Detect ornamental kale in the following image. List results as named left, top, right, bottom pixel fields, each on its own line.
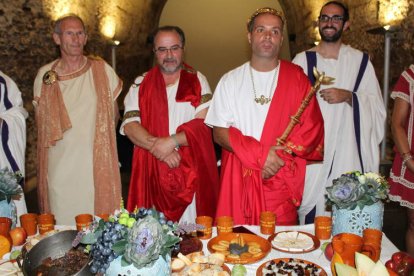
left=326, top=171, right=389, bottom=210
left=0, top=168, right=22, bottom=203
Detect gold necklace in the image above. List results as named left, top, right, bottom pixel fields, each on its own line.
left=249, top=63, right=279, bottom=105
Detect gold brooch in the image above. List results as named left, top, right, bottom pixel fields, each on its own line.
left=42, top=70, right=58, bottom=85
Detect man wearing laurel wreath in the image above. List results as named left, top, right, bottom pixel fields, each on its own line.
left=33, top=14, right=122, bottom=225
left=293, top=1, right=386, bottom=224
left=205, top=8, right=324, bottom=225
left=121, top=26, right=219, bottom=223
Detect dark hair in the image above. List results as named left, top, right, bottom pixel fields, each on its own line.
left=152, top=25, right=186, bottom=47
left=247, top=7, right=286, bottom=32
left=54, top=14, right=86, bottom=34
left=320, top=1, right=349, bottom=22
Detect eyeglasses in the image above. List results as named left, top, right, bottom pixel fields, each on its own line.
left=154, top=45, right=183, bottom=54
left=319, top=15, right=344, bottom=23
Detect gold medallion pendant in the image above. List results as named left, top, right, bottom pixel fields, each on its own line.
left=255, top=95, right=272, bottom=105
left=42, top=70, right=58, bottom=85
left=250, top=63, right=279, bottom=105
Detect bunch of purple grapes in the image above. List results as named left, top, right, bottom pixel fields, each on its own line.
left=89, top=221, right=126, bottom=274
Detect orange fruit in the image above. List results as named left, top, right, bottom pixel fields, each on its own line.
left=0, top=234, right=12, bottom=258
left=331, top=252, right=344, bottom=276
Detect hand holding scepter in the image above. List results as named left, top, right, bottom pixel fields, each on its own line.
left=277, top=67, right=335, bottom=148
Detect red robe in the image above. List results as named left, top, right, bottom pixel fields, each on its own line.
left=216, top=61, right=324, bottom=225
left=127, top=65, right=220, bottom=222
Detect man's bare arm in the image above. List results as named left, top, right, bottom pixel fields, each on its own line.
left=124, top=121, right=155, bottom=150
left=213, top=126, right=233, bottom=152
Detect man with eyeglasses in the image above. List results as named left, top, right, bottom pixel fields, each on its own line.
left=33, top=14, right=122, bottom=224
left=121, top=26, right=219, bottom=222
left=293, top=1, right=386, bottom=224
left=205, top=8, right=324, bottom=225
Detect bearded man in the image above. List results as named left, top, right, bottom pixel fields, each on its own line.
left=121, top=26, right=219, bottom=222
left=293, top=1, right=386, bottom=224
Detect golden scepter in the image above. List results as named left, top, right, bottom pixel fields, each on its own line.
left=277, top=67, right=335, bottom=148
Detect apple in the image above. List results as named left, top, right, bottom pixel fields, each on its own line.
left=392, top=251, right=408, bottom=267
left=322, top=242, right=334, bottom=261
left=402, top=254, right=414, bottom=269
left=385, top=259, right=397, bottom=271
left=8, top=227, right=27, bottom=246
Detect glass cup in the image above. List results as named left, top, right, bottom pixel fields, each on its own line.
left=216, top=216, right=233, bottom=235
left=196, top=216, right=213, bottom=239
left=75, top=214, right=93, bottom=231
left=314, top=216, right=332, bottom=240
left=37, top=213, right=55, bottom=234
left=260, top=211, right=276, bottom=235
left=20, top=213, right=38, bottom=236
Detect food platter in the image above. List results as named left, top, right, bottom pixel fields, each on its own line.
left=207, top=233, right=271, bottom=264
left=171, top=252, right=231, bottom=275
left=268, top=231, right=320, bottom=253
left=256, top=258, right=327, bottom=276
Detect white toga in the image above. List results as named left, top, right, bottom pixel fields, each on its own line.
left=0, top=71, right=28, bottom=223
left=293, top=44, right=386, bottom=223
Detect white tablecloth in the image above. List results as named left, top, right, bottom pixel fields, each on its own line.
left=201, top=224, right=399, bottom=276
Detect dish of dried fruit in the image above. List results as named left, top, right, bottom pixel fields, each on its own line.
left=207, top=233, right=271, bottom=264
left=256, top=258, right=327, bottom=276
left=268, top=231, right=320, bottom=253
left=171, top=252, right=230, bottom=276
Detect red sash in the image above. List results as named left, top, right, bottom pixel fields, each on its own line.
left=217, top=61, right=324, bottom=225
left=127, top=64, right=219, bottom=221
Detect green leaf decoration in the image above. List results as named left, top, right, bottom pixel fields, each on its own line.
left=121, top=255, right=131, bottom=267
left=80, top=232, right=98, bottom=244
left=112, top=240, right=127, bottom=255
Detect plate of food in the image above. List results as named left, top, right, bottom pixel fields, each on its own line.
left=172, top=235, right=203, bottom=257
left=207, top=232, right=271, bottom=264
left=256, top=258, right=327, bottom=276
left=268, top=231, right=320, bottom=253
left=171, top=251, right=231, bottom=275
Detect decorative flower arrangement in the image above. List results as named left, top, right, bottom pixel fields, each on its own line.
left=76, top=204, right=203, bottom=274
left=326, top=171, right=389, bottom=210
left=0, top=167, right=22, bottom=203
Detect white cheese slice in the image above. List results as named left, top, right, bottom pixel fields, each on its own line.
left=271, top=231, right=314, bottom=252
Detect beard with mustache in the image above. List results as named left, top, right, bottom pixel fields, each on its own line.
left=319, top=25, right=344, bottom=42
left=159, top=57, right=182, bottom=73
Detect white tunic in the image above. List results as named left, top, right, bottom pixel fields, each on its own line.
left=34, top=62, right=120, bottom=225
left=204, top=62, right=281, bottom=139
left=120, top=70, right=212, bottom=223
left=0, top=71, right=28, bottom=222
left=293, top=44, right=386, bottom=223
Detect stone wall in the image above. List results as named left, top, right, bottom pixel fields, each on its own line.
left=0, top=0, right=166, bottom=189
left=282, top=0, right=414, bottom=160
left=0, top=0, right=412, bottom=189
